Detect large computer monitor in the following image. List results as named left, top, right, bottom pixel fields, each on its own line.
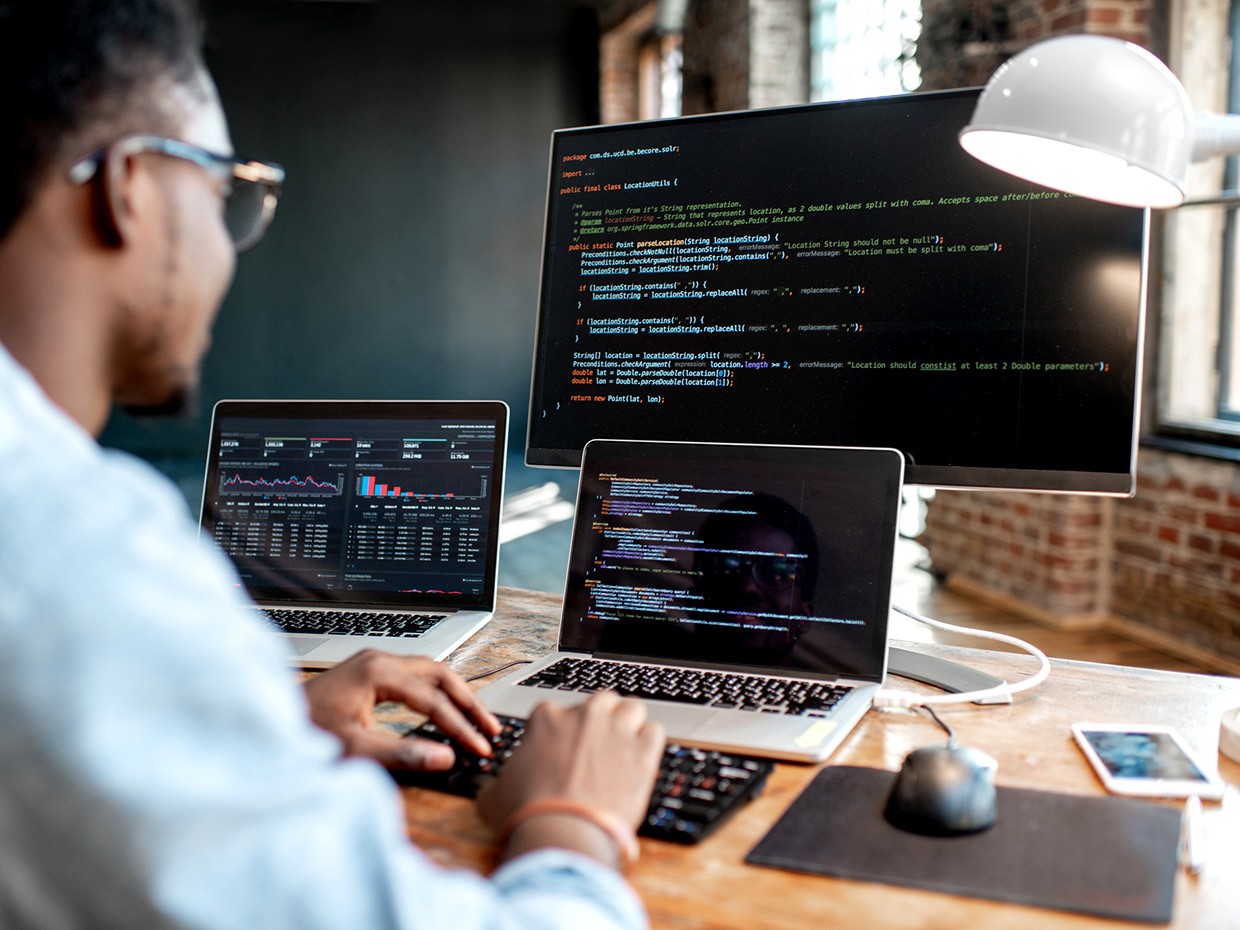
left=525, top=88, right=1148, bottom=494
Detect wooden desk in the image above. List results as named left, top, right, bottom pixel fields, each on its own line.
left=393, top=588, right=1240, bottom=930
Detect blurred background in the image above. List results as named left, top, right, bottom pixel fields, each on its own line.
left=100, top=2, right=1240, bottom=676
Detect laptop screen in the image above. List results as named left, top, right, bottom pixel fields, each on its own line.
left=200, top=400, right=507, bottom=609
left=561, top=440, right=903, bottom=680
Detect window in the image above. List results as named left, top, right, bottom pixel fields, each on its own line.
left=1153, top=0, right=1240, bottom=448
left=600, top=2, right=683, bottom=124
left=810, top=0, right=921, bottom=102
left=638, top=31, right=683, bottom=120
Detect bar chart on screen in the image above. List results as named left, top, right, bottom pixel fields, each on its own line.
left=356, top=474, right=457, bottom=499
left=354, top=469, right=488, bottom=501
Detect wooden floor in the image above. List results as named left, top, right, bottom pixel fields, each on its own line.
left=888, top=539, right=1213, bottom=675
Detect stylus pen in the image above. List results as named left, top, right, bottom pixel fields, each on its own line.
left=1182, top=795, right=1205, bottom=875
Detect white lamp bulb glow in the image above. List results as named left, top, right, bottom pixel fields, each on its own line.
left=959, top=35, right=1201, bottom=208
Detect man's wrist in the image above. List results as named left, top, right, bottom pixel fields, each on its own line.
left=499, top=798, right=640, bottom=871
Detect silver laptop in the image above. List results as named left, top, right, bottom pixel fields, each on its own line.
left=199, top=399, right=508, bottom=668
left=479, top=439, right=903, bottom=762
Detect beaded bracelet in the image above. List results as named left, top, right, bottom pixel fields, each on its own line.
left=498, top=798, right=640, bottom=870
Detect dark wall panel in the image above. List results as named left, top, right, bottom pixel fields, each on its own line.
left=101, top=0, right=597, bottom=478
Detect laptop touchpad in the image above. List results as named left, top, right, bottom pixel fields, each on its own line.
left=641, top=702, right=720, bottom=735
left=286, top=636, right=329, bottom=656
left=696, top=712, right=836, bottom=750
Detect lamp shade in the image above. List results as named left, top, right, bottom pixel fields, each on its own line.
left=959, top=35, right=1194, bottom=208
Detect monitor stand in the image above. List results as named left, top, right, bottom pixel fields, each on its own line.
left=887, top=645, right=1010, bottom=704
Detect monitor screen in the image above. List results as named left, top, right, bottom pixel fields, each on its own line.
left=525, top=88, right=1148, bottom=494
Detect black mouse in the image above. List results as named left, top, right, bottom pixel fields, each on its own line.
left=884, top=744, right=998, bottom=836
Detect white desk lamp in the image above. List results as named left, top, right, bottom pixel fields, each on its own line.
left=958, top=34, right=1240, bottom=208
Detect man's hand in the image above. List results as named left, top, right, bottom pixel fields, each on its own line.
left=477, top=692, right=664, bottom=867
left=302, top=649, right=500, bottom=772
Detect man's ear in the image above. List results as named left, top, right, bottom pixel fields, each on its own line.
left=92, top=145, right=143, bottom=248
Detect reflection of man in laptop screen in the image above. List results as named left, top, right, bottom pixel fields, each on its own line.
left=693, top=493, right=817, bottom=655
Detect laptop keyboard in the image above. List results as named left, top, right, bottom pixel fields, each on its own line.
left=518, top=657, right=851, bottom=717
left=394, top=714, right=774, bottom=844
left=261, top=608, right=444, bottom=637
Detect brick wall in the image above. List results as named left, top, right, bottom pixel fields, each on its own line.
left=1024, top=0, right=1151, bottom=43
left=683, top=0, right=751, bottom=113
left=602, top=0, right=809, bottom=120
left=924, top=449, right=1240, bottom=671
left=921, top=491, right=1111, bottom=624
left=1112, top=450, right=1240, bottom=666
left=595, top=2, right=654, bottom=124
left=747, top=0, right=808, bottom=109
left=918, top=0, right=1152, bottom=90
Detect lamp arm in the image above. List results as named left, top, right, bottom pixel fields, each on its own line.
left=1191, top=112, right=1240, bottom=162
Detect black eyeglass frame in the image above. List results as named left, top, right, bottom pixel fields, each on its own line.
left=67, top=134, right=285, bottom=252
left=709, top=553, right=805, bottom=591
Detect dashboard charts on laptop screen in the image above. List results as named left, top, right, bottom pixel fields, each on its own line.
left=561, top=442, right=903, bottom=680
left=526, top=88, right=1148, bottom=494
left=200, top=402, right=505, bottom=608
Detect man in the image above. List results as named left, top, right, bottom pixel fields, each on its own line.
left=693, top=494, right=818, bottom=656
left=0, top=2, right=663, bottom=928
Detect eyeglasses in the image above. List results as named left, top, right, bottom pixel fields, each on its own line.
left=68, top=134, right=285, bottom=252
left=710, top=554, right=803, bottom=590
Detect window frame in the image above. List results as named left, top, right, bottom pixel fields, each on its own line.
left=1216, top=0, right=1240, bottom=423
left=1145, top=0, right=1240, bottom=459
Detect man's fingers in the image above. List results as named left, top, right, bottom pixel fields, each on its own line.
left=610, top=694, right=651, bottom=731
left=343, top=729, right=457, bottom=772
left=430, top=665, right=500, bottom=731
left=366, top=656, right=501, bottom=754
left=420, top=692, right=495, bottom=757
left=306, top=650, right=500, bottom=764
left=395, top=736, right=457, bottom=772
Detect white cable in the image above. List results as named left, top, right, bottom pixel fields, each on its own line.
left=873, top=604, right=1051, bottom=709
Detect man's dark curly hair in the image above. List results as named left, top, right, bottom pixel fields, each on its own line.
left=0, top=0, right=205, bottom=240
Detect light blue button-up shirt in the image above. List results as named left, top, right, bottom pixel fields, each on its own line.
left=0, top=344, right=647, bottom=930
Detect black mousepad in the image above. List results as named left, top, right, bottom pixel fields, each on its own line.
left=746, top=765, right=1180, bottom=923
